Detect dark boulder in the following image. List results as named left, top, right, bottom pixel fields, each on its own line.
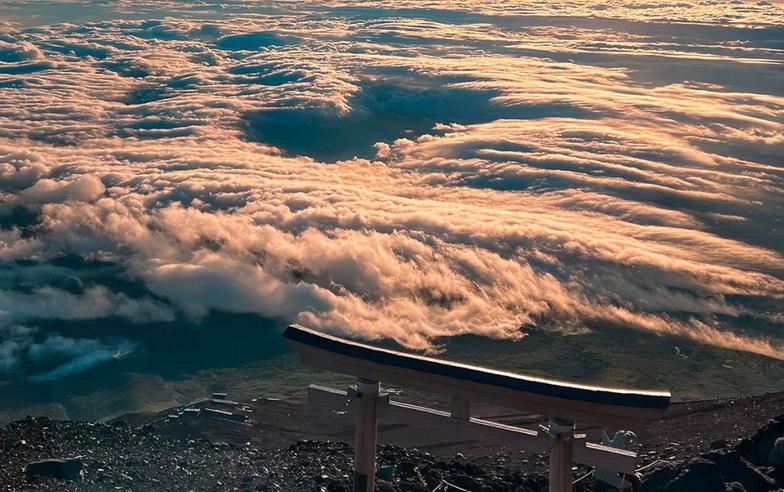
left=663, top=458, right=725, bottom=492
left=737, top=416, right=784, bottom=466
left=451, top=472, right=482, bottom=490
left=640, top=462, right=680, bottom=492
left=25, top=457, right=83, bottom=481
left=641, top=446, right=779, bottom=492
left=769, top=437, right=784, bottom=467
left=397, top=460, right=419, bottom=479
left=704, top=450, right=775, bottom=491
left=464, top=462, right=482, bottom=477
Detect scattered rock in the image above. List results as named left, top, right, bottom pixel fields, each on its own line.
left=639, top=417, right=784, bottom=492
left=737, top=416, right=784, bottom=466
left=4, top=410, right=784, bottom=492
left=704, top=450, right=775, bottom=491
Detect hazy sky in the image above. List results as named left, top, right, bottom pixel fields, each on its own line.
left=0, top=0, right=782, bottom=383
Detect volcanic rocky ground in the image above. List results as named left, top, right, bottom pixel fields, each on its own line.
left=1, top=391, right=784, bottom=491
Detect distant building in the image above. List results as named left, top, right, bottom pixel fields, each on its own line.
left=211, top=392, right=228, bottom=400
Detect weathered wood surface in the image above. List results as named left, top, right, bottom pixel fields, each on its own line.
left=548, top=419, right=576, bottom=492
left=353, top=379, right=379, bottom=492
left=308, top=385, right=638, bottom=474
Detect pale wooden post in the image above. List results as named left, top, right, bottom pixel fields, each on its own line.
left=354, top=378, right=380, bottom=492
left=548, top=418, right=575, bottom=492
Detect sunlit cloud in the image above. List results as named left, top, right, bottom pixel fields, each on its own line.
left=0, top=0, right=782, bottom=381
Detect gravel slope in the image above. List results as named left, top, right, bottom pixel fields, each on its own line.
left=2, top=392, right=784, bottom=491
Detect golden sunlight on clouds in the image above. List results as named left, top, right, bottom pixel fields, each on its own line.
left=0, top=0, right=782, bottom=384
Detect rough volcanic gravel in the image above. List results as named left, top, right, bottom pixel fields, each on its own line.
left=3, top=407, right=784, bottom=491
left=0, top=417, right=588, bottom=491
left=636, top=391, right=784, bottom=462
left=639, top=414, right=784, bottom=491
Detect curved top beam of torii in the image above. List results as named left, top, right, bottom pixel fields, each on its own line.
left=284, top=324, right=670, bottom=430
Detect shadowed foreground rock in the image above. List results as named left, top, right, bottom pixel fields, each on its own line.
left=1, top=414, right=783, bottom=491
left=641, top=415, right=784, bottom=492
left=0, top=417, right=576, bottom=491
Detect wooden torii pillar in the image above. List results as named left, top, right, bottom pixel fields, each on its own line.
left=284, top=325, right=670, bottom=492
left=353, top=378, right=380, bottom=492
left=548, top=418, right=576, bottom=492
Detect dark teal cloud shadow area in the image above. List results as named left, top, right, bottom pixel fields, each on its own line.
left=244, top=78, right=591, bottom=162
left=0, top=312, right=291, bottom=421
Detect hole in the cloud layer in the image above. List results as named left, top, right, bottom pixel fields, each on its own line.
left=114, top=118, right=201, bottom=139
left=228, top=63, right=305, bottom=86
left=124, top=85, right=172, bottom=105
left=244, top=79, right=588, bottom=162
left=167, top=74, right=204, bottom=89
left=0, top=79, right=24, bottom=89
left=0, top=205, right=40, bottom=232
left=215, top=32, right=294, bottom=51
left=40, top=42, right=112, bottom=60
left=0, top=62, right=53, bottom=75
left=100, top=59, right=152, bottom=78
left=238, top=71, right=304, bottom=86
left=0, top=46, right=34, bottom=63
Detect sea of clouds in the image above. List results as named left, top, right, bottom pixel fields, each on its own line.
left=0, top=0, right=782, bottom=382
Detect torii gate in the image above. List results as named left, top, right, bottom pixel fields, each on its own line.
left=284, top=324, right=670, bottom=492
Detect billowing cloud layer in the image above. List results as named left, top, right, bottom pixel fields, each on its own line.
left=0, top=0, right=782, bottom=381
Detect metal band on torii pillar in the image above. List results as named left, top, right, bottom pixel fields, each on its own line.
left=548, top=418, right=576, bottom=492
left=353, top=378, right=380, bottom=492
